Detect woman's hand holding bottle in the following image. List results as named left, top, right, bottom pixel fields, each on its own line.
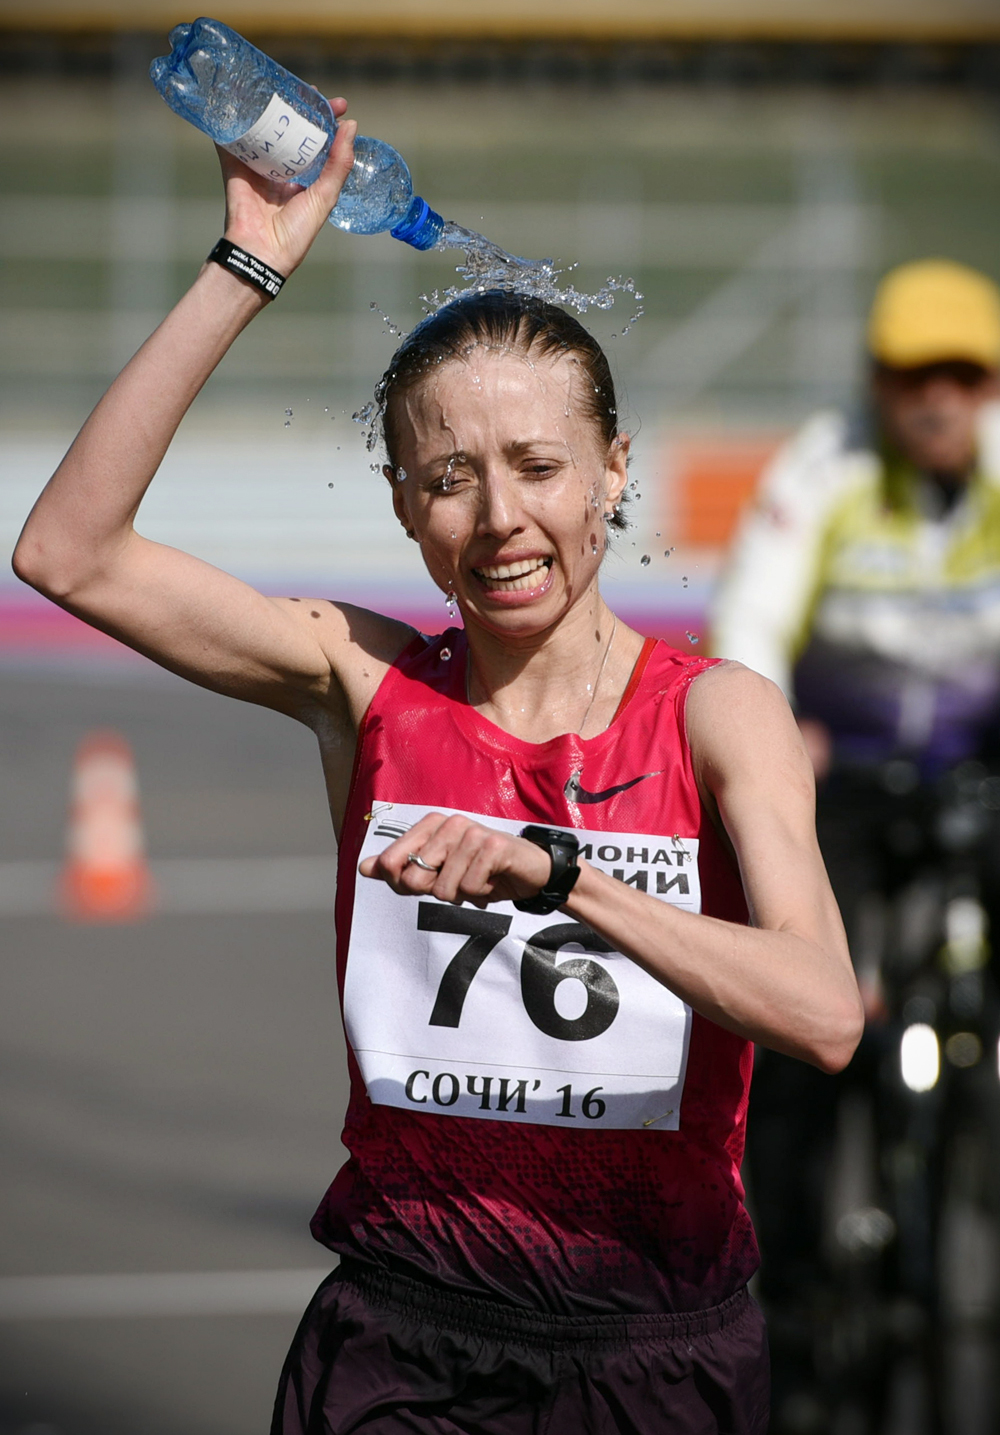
left=216, top=102, right=356, bottom=280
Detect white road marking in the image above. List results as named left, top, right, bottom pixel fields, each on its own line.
left=0, top=1268, right=333, bottom=1320
left=0, top=857, right=335, bottom=917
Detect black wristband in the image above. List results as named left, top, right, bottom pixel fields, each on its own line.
left=514, top=826, right=581, bottom=915
left=207, top=238, right=286, bottom=299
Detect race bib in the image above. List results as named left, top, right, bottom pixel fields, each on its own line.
left=343, top=803, right=698, bottom=1131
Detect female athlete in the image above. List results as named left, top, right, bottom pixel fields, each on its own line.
left=13, top=110, right=862, bottom=1435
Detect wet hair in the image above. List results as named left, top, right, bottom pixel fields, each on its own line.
left=376, top=290, right=629, bottom=530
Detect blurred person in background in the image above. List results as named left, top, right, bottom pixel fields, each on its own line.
left=711, top=259, right=1000, bottom=1431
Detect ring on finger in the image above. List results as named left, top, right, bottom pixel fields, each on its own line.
left=407, top=852, right=441, bottom=873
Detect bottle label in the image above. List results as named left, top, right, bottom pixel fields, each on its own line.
left=222, top=92, right=329, bottom=183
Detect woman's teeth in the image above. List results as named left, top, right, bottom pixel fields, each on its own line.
left=475, top=558, right=551, bottom=591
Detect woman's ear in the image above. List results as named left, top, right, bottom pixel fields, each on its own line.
left=387, top=465, right=413, bottom=537
left=604, top=433, right=630, bottom=516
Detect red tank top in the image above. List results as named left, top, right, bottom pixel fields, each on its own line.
left=311, top=629, right=758, bottom=1315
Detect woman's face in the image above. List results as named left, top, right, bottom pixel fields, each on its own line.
left=386, top=345, right=629, bottom=641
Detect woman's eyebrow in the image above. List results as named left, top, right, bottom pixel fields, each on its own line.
left=418, top=449, right=468, bottom=469
left=410, top=451, right=473, bottom=480
left=503, top=438, right=568, bottom=455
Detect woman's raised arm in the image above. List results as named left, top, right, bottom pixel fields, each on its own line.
left=12, top=111, right=410, bottom=723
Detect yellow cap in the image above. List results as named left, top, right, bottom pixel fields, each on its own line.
left=867, top=260, right=1000, bottom=371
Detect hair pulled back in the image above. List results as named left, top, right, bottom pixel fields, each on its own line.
left=376, top=290, right=628, bottom=531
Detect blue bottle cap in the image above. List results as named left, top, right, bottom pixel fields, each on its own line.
left=390, top=197, right=444, bottom=251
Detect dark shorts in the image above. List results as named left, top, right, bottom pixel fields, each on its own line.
left=272, top=1260, right=769, bottom=1435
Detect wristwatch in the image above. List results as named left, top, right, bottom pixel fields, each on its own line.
left=514, top=826, right=581, bottom=914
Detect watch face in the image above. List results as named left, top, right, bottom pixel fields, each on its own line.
left=522, top=825, right=579, bottom=854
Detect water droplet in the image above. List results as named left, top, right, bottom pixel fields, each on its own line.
left=440, top=647, right=452, bottom=661
left=323, top=406, right=329, bottom=413
left=285, top=408, right=293, bottom=417
left=444, top=589, right=458, bottom=619
left=686, top=631, right=699, bottom=644
left=591, top=544, right=599, bottom=556
left=351, top=401, right=379, bottom=451
left=664, top=547, right=674, bottom=557
left=640, top=554, right=651, bottom=567
left=682, top=576, right=689, bottom=588
left=327, top=482, right=334, bottom=488
left=368, top=300, right=402, bottom=337
left=397, top=467, right=407, bottom=481
left=283, top=420, right=291, bottom=428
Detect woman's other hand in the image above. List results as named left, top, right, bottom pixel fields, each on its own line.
left=360, top=813, right=553, bottom=908
left=216, top=100, right=357, bottom=276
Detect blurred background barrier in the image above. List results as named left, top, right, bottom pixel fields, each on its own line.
left=2, top=4, right=1000, bottom=1434
left=4, top=0, right=1000, bottom=39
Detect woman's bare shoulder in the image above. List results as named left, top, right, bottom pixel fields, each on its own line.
left=272, top=595, right=415, bottom=649
left=685, top=659, right=808, bottom=786
left=270, top=595, right=419, bottom=718
left=688, top=657, right=787, bottom=710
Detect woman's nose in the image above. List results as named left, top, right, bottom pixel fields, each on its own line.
left=475, top=474, right=523, bottom=537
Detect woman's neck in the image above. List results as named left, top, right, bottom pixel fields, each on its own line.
left=463, top=597, right=645, bottom=743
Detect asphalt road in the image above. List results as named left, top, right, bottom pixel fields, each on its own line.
left=0, top=665, right=348, bottom=1435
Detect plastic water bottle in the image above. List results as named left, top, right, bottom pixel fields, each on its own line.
left=150, top=17, right=444, bottom=250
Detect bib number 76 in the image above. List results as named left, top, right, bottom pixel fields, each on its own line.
left=418, top=902, right=620, bottom=1041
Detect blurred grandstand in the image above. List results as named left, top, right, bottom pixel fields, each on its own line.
left=2, top=0, right=999, bottom=656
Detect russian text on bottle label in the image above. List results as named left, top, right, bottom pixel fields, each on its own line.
left=343, top=802, right=698, bottom=1131
left=223, top=92, right=328, bottom=182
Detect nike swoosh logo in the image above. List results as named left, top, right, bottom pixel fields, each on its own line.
left=564, top=770, right=663, bottom=805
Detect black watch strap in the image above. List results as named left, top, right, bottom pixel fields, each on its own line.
left=207, top=238, right=286, bottom=299
left=514, top=825, right=581, bottom=915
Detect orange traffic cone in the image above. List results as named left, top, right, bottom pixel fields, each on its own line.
left=60, top=730, right=155, bottom=922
